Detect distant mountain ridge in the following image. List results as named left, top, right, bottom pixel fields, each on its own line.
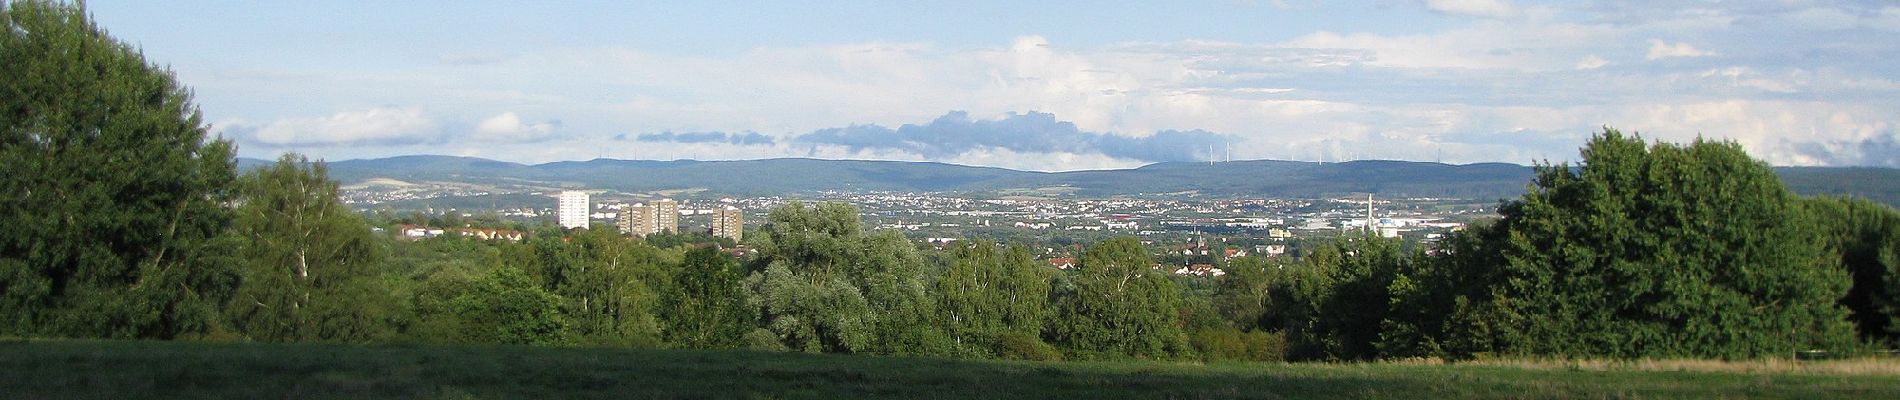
left=239, top=155, right=1900, bottom=205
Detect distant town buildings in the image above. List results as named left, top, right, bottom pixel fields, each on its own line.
left=558, top=190, right=590, bottom=229
left=654, top=199, right=679, bottom=234
left=619, top=204, right=655, bottom=235
left=618, top=198, right=680, bottom=236
left=711, top=205, right=744, bottom=241
left=346, top=184, right=1485, bottom=280
left=396, top=224, right=525, bottom=241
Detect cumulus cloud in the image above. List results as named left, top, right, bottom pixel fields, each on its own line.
left=791, top=111, right=1237, bottom=163
left=1788, top=136, right=1900, bottom=168
left=177, top=3, right=1900, bottom=169
left=233, top=106, right=438, bottom=146
left=473, top=112, right=561, bottom=142
left=600, top=110, right=1239, bottom=165
left=1423, top=0, right=1520, bottom=19
left=1646, top=39, right=1716, bottom=60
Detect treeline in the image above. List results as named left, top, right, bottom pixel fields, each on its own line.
left=6, top=0, right=1900, bottom=362
left=14, top=140, right=1900, bottom=362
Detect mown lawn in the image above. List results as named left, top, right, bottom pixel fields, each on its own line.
left=2, top=340, right=1896, bottom=399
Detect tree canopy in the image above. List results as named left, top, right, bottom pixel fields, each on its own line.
left=1, top=0, right=240, bottom=338
left=1806, top=196, right=1900, bottom=345
left=1422, top=129, right=1857, bottom=359
left=1051, top=237, right=1188, bottom=359
left=225, top=154, right=394, bottom=342
left=747, top=202, right=950, bottom=355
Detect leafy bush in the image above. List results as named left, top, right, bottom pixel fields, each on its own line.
left=1191, top=328, right=1286, bottom=362
left=995, top=332, right=1063, bottom=361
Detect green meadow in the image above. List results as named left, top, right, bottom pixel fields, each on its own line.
left=4, top=340, right=1896, bottom=399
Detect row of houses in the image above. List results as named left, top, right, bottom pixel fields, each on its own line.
left=392, top=225, right=526, bottom=241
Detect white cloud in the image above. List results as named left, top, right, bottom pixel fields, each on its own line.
left=243, top=106, right=437, bottom=146
left=189, top=5, right=1900, bottom=169
left=1696, top=66, right=1796, bottom=93
left=473, top=112, right=560, bottom=142
left=1423, top=0, right=1519, bottom=19
left=1646, top=39, right=1715, bottom=60
left=1575, top=55, right=1609, bottom=70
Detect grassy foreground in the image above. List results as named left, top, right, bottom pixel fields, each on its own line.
left=2, top=340, right=1897, bottom=399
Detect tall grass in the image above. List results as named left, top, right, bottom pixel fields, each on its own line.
left=1435, top=357, right=1900, bottom=376
left=3, top=339, right=1898, bottom=399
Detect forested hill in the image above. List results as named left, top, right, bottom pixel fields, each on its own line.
left=262, top=155, right=1900, bottom=203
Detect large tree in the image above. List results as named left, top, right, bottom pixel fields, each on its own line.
left=935, top=240, right=1053, bottom=357
left=1050, top=237, right=1188, bottom=359
left=452, top=266, right=569, bottom=345
left=224, top=155, right=394, bottom=342
left=747, top=202, right=949, bottom=355
left=1805, top=196, right=1900, bottom=345
left=519, top=228, right=665, bottom=347
left=659, top=246, right=754, bottom=349
left=1305, top=236, right=1413, bottom=361
left=1441, top=129, right=1856, bottom=359
left=1212, top=256, right=1278, bottom=333
left=0, top=1, right=240, bottom=338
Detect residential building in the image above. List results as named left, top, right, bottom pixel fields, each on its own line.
left=620, top=204, right=657, bottom=235
left=711, top=205, right=744, bottom=241
left=654, top=198, right=679, bottom=233
left=558, top=190, right=589, bottom=229
left=1047, top=257, right=1075, bottom=269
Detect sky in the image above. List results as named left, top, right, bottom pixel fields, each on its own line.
left=79, top=0, right=1900, bottom=171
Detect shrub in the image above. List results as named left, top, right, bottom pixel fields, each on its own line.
left=996, top=332, right=1063, bottom=361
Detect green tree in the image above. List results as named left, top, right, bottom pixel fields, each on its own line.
left=452, top=266, right=568, bottom=345
left=1312, top=236, right=1414, bottom=361
left=1243, top=236, right=1413, bottom=361
left=1438, top=129, right=1855, bottom=359
left=660, top=246, right=755, bottom=349
left=643, top=230, right=736, bottom=249
left=747, top=202, right=949, bottom=355
left=1199, top=255, right=1299, bottom=362
left=1212, top=256, right=1278, bottom=332
left=224, top=154, right=396, bottom=342
left=517, top=228, right=665, bottom=347
left=1376, top=220, right=1513, bottom=359
left=1, top=1, right=241, bottom=338
left=935, top=240, right=1053, bottom=357
left=1805, top=196, right=1900, bottom=345
left=1050, top=237, right=1187, bottom=359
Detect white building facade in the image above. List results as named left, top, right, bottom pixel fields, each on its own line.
left=558, top=190, right=590, bottom=229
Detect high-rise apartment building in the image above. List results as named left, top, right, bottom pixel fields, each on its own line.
left=711, top=205, right=743, bottom=241
left=618, top=204, right=656, bottom=235
left=654, top=199, right=679, bottom=233
left=558, top=191, right=590, bottom=229
left=617, top=198, right=679, bottom=236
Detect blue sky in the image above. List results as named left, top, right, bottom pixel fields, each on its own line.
left=84, top=0, right=1900, bottom=170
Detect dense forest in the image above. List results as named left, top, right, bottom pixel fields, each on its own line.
left=5, top=1, right=1900, bottom=362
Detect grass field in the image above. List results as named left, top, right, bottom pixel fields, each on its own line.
left=3, top=340, right=1898, bottom=399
